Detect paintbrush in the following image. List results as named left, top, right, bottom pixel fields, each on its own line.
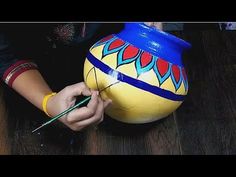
left=32, top=81, right=119, bottom=133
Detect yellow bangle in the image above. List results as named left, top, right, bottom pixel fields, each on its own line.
left=42, top=92, right=57, bottom=117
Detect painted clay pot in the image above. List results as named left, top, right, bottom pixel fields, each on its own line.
left=83, top=23, right=191, bottom=124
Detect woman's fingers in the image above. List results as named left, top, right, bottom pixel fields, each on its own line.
left=66, top=107, right=95, bottom=123
left=67, top=97, right=112, bottom=126
left=64, top=82, right=92, bottom=97
left=57, top=82, right=113, bottom=131
left=64, top=91, right=98, bottom=122
left=86, top=91, right=99, bottom=111
left=69, top=97, right=104, bottom=131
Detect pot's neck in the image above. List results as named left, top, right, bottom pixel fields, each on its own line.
left=116, top=23, right=191, bottom=67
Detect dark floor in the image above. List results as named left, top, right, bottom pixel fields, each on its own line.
left=1, top=28, right=236, bottom=155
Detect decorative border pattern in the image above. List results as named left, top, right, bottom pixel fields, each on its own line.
left=91, top=35, right=188, bottom=92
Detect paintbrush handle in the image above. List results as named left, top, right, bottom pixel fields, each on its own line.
left=46, top=96, right=91, bottom=124
left=32, top=96, right=91, bottom=133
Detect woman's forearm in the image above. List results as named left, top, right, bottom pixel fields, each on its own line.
left=11, top=69, right=53, bottom=111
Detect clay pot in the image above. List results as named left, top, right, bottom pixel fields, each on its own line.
left=84, top=23, right=191, bottom=123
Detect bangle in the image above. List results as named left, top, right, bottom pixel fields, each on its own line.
left=42, top=92, right=57, bottom=117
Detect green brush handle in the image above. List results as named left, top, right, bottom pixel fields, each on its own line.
left=45, top=96, right=91, bottom=125
left=32, top=96, right=91, bottom=132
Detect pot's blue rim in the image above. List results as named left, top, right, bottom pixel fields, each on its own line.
left=125, top=22, right=192, bottom=50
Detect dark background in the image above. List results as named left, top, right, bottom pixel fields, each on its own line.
left=1, top=23, right=236, bottom=154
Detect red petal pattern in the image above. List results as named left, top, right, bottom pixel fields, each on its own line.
left=156, top=58, right=169, bottom=77
left=140, top=52, right=152, bottom=68
left=109, top=39, right=125, bottom=50
left=172, top=65, right=180, bottom=82
left=122, top=45, right=140, bottom=61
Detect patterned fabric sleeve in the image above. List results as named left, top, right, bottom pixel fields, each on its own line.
left=0, top=33, right=38, bottom=87
left=50, top=23, right=101, bottom=45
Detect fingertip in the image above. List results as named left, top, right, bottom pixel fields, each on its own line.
left=84, top=89, right=92, bottom=96
left=81, top=86, right=92, bottom=96
left=89, top=91, right=99, bottom=105
left=104, top=99, right=112, bottom=108
left=90, top=90, right=99, bottom=95
left=107, top=99, right=112, bottom=104
left=92, top=91, right=98, bottom=97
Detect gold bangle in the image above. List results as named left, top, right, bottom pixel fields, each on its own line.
left=42, top=92, right=57, bottom=117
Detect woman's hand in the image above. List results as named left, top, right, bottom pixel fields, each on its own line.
left=47, top=82, right=112, bottom=131
left=10, top=69, right=111, bottom=131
